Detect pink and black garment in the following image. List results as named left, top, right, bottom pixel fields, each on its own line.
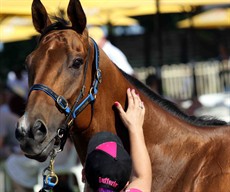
left=85, top=131, right=132, bottom=191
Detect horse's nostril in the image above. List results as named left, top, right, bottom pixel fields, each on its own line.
left=32, top=120, right=47, bottom=143
left=15, top=122, right=27, bottom=141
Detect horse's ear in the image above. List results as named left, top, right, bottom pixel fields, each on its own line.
left=31, top=0, right=52, bottom=33
left=67, top=0, right=86, bottom=34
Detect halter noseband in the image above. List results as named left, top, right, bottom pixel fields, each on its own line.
left=28, top=38, right=101, bottom=153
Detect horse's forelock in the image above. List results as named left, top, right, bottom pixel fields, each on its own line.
left=39, top=16, right=71, bottom=42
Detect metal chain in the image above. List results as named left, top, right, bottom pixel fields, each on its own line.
left=39, top=151, right=59, bottom=192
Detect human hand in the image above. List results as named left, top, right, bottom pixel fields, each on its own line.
left=114, top=88, right=145, bottom=133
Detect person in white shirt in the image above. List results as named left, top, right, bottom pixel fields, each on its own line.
left=88, top=26, right=134, bottom=76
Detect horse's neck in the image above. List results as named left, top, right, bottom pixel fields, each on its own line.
left=141, top=95, right=230, bottom=190
left=143, top=98, right=201, bottom=147
left=143, top=95, right=229, bottom=142
left=71, top=49, right=132, bottom=162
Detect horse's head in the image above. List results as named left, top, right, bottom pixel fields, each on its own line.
left=15, top=0, right=94, bottom=161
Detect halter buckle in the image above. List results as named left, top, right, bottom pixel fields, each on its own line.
left=56, top=95, right=68, bottom=112
left=96, top=69, right=102, bottom=83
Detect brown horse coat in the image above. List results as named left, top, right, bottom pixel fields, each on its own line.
left=15, top=0, right=230, bottom=191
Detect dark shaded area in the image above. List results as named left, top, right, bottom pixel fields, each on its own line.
left=0, top=37, right=37, bottom=83
left=9, top=94, right=26, bottom=116
left=113, top=12, right=230, bottom=67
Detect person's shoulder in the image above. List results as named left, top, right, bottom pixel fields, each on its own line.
left=103, top=41, right=122, bottom=53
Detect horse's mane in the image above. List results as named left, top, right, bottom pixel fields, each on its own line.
left=121, top=71, right=227, bottom=126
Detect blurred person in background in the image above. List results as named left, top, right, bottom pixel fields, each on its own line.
left=145, top=74, right=162, bottom=95
left=0, top=70, right=82, bottom=192
left=0, top=74, right=32, bottom=192
left=0, top=68, right=28, bottom=161
left=217, top=43, right=229, bottom=62
left=88, top=26, right=135, bottom=76
left=0, top=92, right=25, bottom=161
left=144, top=73, right=202, bottom=116
left=0, top=78, right=26, bottom=162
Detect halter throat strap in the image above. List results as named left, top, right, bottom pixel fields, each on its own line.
left=28, top=38, right=101, bottom=152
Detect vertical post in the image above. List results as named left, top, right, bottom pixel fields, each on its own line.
left=188, top=8, right=198, bottom=98
left=107, top=22, right=114, bottom=43
left=155, top=0, right=163, bottom=67
left=155, top=0, right=163, bottom=96
left=144, top=30, right=152, bottom=67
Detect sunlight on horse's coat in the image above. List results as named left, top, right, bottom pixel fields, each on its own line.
left=15, top=0, right=230, bottom=191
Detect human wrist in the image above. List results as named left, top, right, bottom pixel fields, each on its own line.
left=128, top=127, right=144, bottom=136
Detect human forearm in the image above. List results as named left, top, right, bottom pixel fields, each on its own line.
left=128, top=129, right=152, bottom=191
left=114, top=88, right=152, bottom=191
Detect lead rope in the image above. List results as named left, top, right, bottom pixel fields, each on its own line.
left=39, top=150, right=58, bottom=192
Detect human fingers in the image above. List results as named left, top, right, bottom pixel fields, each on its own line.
left=129, top=88, right=142, bottom=106
left=130, top=89, right=144, bottom=111
left=141, top=102, right=145, bottom=114
left=127, top=88, right=134, bottom=107
left=131, top=89, right=141, bottom=106
left=114, top=101, right=131, bottom=128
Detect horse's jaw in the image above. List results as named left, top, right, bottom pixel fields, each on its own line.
left=24, top=139, right=56, bottom=162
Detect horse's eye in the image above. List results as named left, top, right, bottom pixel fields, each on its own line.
left=72, top=58, right=83, bottom=69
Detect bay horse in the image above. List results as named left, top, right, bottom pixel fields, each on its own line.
left=16, top=0, right=230, bottom=191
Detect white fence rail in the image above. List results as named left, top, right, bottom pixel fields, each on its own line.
left=134, top=60, right=230, bottom=100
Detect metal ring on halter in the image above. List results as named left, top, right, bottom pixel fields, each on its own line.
left=57, top=128, right=65, bottom=138
left=45, top=173, right=59, bottom=186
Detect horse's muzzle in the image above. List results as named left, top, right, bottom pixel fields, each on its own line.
left=16, top=118, right=47, bottom=143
